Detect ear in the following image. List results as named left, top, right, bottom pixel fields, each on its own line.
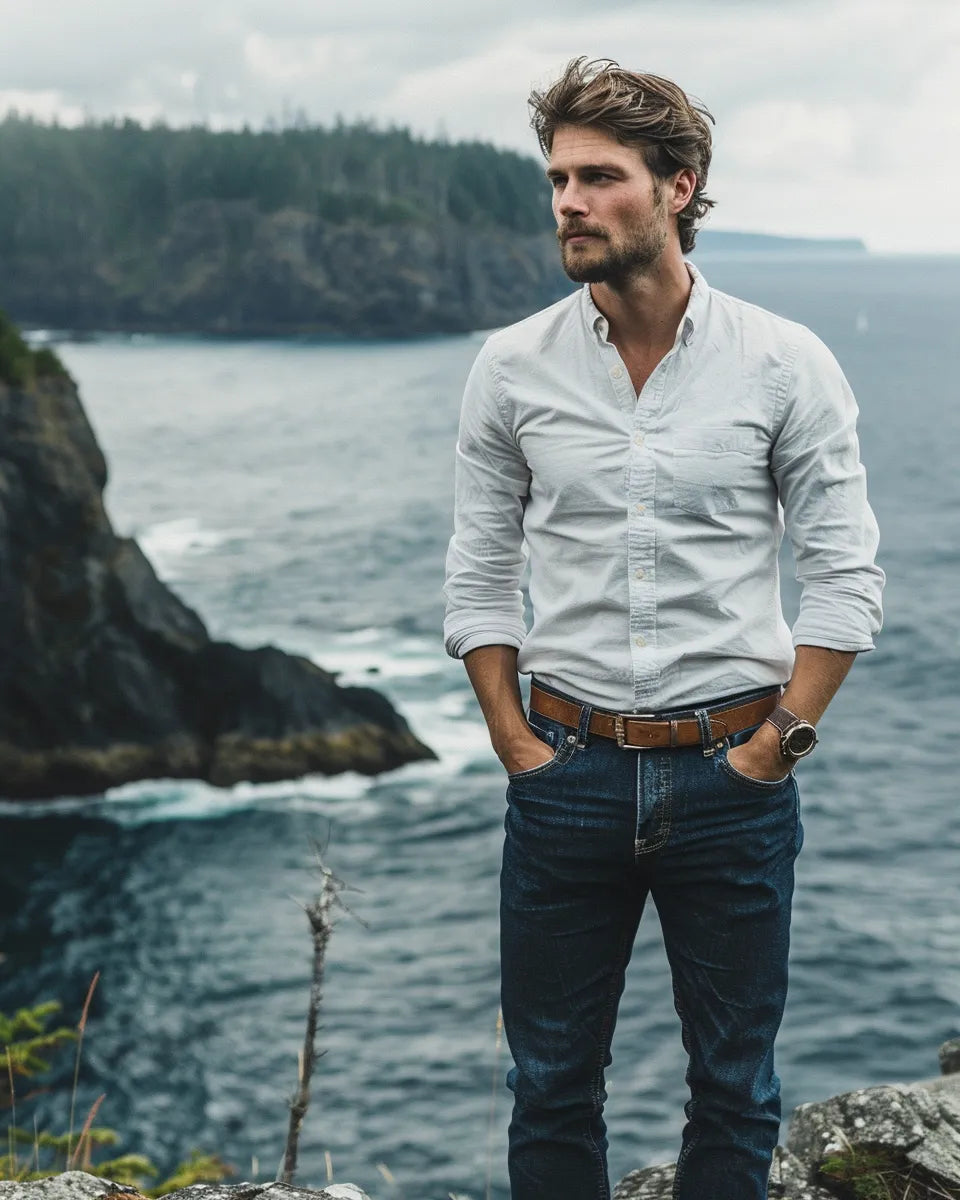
left=670, top=168, right=697, bottom=214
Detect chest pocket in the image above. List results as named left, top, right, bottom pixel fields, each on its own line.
left=667, top=427, right=756, bottom=516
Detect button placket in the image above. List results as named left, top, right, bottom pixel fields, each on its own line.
left=624, top=346, right=686, bottom=707
left=627, top=367, right=661, bottom=703
left=605, top=350, right=635, bottom=413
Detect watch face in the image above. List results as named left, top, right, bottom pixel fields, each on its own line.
left=785, top=723, right=817, bottom=757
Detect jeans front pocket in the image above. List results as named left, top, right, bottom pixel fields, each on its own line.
left=716, top=741, right=794, bottom=791
left=506, top=714, right=578, bottom=782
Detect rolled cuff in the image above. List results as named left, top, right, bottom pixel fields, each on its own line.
left=791, top=579, right=883, bottom=655
left=443, top=618, right=528, bottom=660
left=791, top=633, right=876, bottom=653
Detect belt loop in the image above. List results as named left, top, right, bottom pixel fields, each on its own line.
left=575, top=700, right=594, bottom=750
left=694, top=707, right=724, bottom=758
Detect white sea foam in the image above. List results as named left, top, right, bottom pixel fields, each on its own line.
left=312, top=628, right=447, bottom=685
left=138, top=516, right=236, bottom=579
left=1, top=769, right=385, bottom=826
left=313, top=629, right=496, bottom=779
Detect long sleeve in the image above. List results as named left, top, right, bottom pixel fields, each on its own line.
left=442, top=341, right=532, bottom=659
left=771, top=330, right=885, bottom=652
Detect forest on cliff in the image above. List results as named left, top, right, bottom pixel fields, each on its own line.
left=0, top=112, right=553, bottom=244
left=0, top=114, right=567, bottom=336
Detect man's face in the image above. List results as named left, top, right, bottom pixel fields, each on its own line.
left=547, top=123, right=671, bottom=285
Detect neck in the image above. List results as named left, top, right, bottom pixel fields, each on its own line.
left=589, top=245, right=692, bottom=353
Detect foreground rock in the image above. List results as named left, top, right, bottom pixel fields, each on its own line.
left=613, top=1037, right=960, bottom=1199
left=0, top=343, right=435, bottom=800
left=0, top=1171, right=370, bottom=1200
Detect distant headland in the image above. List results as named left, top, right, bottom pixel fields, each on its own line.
left=0, top=114, right=866, bottom=340
left=694, top=230, right=868, bottom=256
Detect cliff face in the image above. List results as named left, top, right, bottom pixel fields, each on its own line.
left=2, top=202, right=570, bottom=338
left=0, top=366, right=435, bottom=801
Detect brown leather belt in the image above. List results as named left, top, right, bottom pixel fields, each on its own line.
left=529, top=683, right=782, bottom=750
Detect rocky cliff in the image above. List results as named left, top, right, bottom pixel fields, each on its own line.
left=3, top=202, right=570, bottom=339
left=0, top=327, right=435, bottom=801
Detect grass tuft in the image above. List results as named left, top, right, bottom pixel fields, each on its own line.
left=819, top=1128, right=960, bottom=1199
left=1, top=977, right=233, bottom=1193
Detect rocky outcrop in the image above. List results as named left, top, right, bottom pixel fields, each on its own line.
left=0, top=360, right=435, bottom=800
left=4, top=1043, right=960, bottom=1198
left=613, top=1037, right=960, bottom=1199
left=0, top=1172, right=370, bottom=1200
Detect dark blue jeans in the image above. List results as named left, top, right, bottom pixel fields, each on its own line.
left=499, top=678, right=803, bottom=1200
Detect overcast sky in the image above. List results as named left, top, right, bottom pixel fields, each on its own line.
left=1, top=0, right=957, bottom=253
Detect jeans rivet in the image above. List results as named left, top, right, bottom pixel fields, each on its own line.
left=566, top=734, right=576, bottom=744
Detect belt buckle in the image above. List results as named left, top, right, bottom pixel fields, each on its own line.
left=614, top=712, right=657, bottom=750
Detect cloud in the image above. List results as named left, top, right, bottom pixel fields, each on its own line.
left=0, top=0, right=956, bottom=250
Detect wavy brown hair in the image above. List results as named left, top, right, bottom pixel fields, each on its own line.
left=528, top=57, right=716, bottom=253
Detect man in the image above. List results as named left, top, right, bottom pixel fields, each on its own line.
left=442, top=57, right=884, bottom=1200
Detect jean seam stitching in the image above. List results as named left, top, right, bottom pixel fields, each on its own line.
left=589, top=924, right=635, bottom=1200
left=672, top=975, right=701, bottom=1200
left=635, top=754, right=672, bottom=859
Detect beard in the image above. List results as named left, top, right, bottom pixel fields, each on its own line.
left=558, top=190, right=669, bottom=285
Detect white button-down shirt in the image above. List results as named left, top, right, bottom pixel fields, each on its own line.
left=442, top=262, right=885, bottom=711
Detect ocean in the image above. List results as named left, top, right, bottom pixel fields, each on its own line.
left=1, top=254, right=958, bottom=1199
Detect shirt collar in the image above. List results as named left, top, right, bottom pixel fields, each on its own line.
left=581, top=259, right=709, bottom=349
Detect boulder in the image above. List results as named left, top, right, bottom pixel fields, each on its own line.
left=787, top=1079, right=960, bottom=1189
left=613, top=1040, right=960, bottom=1198
left=612, top=1159, right=675, bottom=1198
left=611, top=1147, right=836, bottom=1199
left=941, top=1039, right=960, bottom=1077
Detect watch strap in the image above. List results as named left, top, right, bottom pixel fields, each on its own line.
left=765, top=704, right=802, bottom=736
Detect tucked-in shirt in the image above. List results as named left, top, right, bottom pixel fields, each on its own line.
left=442, top=261, right=885, bottom=711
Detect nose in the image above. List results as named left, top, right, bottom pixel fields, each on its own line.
left=555, top=181, right=588, bottom=219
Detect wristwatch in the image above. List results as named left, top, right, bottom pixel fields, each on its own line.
left=765, top=705, right=819, bottom=761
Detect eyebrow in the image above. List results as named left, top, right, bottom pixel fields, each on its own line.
left=545, top=162, right=626, bottom=181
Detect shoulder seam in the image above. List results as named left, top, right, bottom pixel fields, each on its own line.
left=774, top=338, right=802, bottom=431
left=484, top=342, right=513, bottom=436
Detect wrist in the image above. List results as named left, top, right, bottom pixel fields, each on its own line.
left=750, top=722, right=792, bottom=766
left=492, top=719, right=540, bottom=758
left=765, top=702, right=819, bottom=761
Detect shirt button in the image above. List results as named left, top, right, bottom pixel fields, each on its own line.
left=634, top=567, right=645, bottom=579
left=634, top=503, right=646, bottom=514
left=635, top=635, right=647, bottom=648
left=611, top=366, right=624, bottom=379
left=634, top=433, right=644, bottom=446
